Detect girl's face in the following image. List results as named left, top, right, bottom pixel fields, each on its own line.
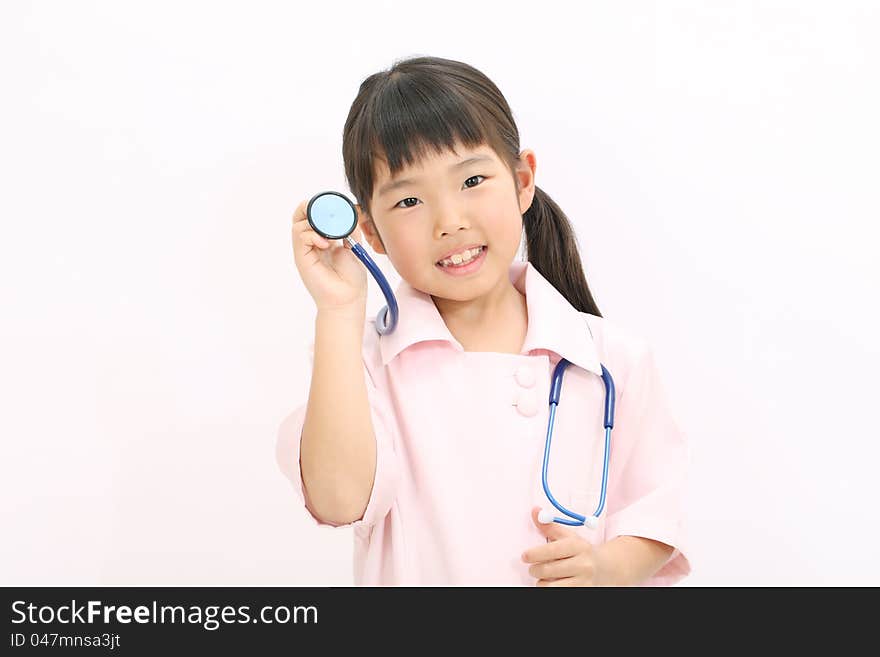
left=360, top=142, right=537, bottom=302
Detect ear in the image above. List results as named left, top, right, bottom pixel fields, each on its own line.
left=355, top=204, right=387, bottom=255
left=515, top=149, right=537, bottom=215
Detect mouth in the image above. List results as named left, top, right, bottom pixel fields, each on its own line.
left=435, top=245, right=488, bottom=275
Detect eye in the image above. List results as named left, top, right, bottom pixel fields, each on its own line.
left=463, top=175, right=485, bottom=188
left=392, top=175, right=487, bottom=210
left=394, top=196, right=420, bottom=210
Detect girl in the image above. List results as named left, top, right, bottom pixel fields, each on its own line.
left=278, top=55, right=691, bottom=586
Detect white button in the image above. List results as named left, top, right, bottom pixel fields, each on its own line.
left=515, top=391, right=539, bottom=417
left=514, top=365, right=536, bottom=388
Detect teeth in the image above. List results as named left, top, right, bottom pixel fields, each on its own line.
left=439, top=246, right=483, bottom=267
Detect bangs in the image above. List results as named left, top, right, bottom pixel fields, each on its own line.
left=346, top=70, right=508, bottom=212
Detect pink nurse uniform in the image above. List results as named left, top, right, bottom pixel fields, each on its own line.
left=276, top=260, right=692, bottom=586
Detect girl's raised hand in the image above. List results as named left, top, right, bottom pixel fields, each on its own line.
left=290, top=197, right=369, bottom=315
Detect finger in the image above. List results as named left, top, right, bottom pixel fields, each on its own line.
left=522, top=537, right=578, bottom=564
left=537, top=577, right=577, bottom=587
left=292, top=223, right=331, bottom=258
left=293, top=221, right=331, bottom=247
left=290, top=201, right=327, bottom=243
left=528, top=554, right=583, bottom=581
left=530, top=507, right=574, bottom=542
left=292, top=199, right=310, bottom=229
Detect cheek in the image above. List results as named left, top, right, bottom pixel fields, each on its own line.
left=481, top=207, right=523, bottom=249
left=387, top=232, right=426, bottom=259
left=381, top=231, right=431, bottom=277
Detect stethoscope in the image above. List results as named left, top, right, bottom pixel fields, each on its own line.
left=307, top=190, right=616, bottom=528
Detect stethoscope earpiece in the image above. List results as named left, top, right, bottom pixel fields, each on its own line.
left=538, top=509, right=599, bottom=529
left=537, top=509, right=555, bottom=524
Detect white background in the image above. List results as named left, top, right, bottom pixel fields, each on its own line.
left=2, top=1, right=878, bottom=586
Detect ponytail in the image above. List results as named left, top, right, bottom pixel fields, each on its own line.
left=522, top=186, right=603, bottom=317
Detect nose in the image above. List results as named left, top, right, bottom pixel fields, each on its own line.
left=432, top=202, right=471, bottom=238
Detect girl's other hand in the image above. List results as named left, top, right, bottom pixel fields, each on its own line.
left=521, top=507, right=621, bottom=587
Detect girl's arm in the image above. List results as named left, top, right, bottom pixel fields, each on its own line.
left=300, top=308, right=377, bottom=526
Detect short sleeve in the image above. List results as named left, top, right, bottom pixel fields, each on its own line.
left=603, top=340, right=692, bottom=586
left=275, top=336, right=399, bottom=531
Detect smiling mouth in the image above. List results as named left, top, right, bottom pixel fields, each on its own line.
left=436, top=245, right=487, bottom=267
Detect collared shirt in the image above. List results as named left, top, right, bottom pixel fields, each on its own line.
left=276, top=260, right=692, bottom=586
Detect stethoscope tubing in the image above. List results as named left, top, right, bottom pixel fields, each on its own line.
left=346, top=236, right=399, bottom=334
left=541, top=359, right=615, bottom=527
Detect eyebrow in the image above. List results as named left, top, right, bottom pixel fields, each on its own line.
left=376, top=155, right=495, bottom=198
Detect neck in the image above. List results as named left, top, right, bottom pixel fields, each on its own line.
left=431, top=277, right=528, bottom=353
